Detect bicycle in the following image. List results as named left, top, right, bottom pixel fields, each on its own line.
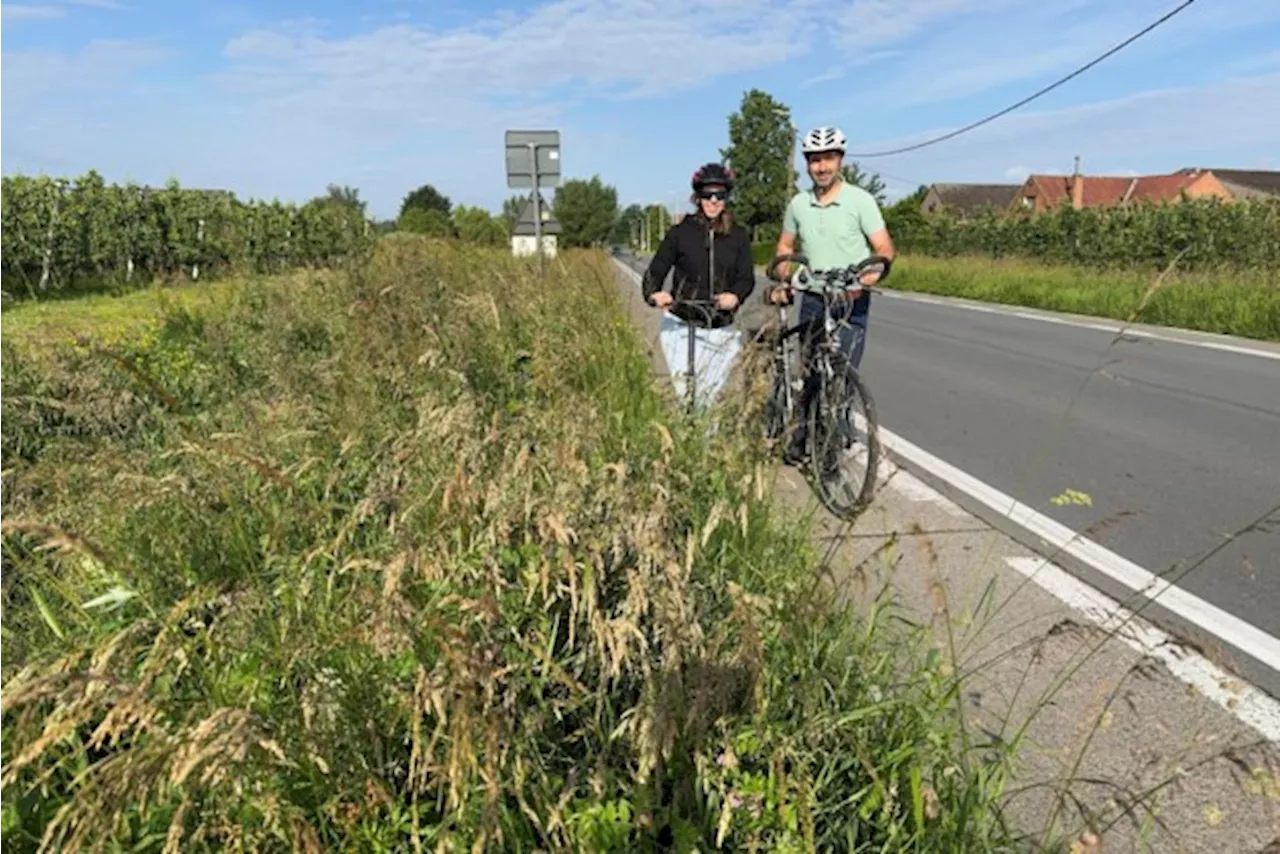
left=754, top=252, right=889, bottom=520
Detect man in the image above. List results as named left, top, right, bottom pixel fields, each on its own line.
left=766, top=125, right=896, bottom=464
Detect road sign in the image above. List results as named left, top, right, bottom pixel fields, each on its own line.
left=505, top=130, right=561, bottom=190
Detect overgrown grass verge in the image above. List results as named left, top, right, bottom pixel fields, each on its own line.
left=2, top=239, right=1016, bottom=851
left=884, top=255, right=1280, bottom=341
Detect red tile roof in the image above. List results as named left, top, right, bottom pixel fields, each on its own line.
left=1025, top=173, right=1204, bottom=208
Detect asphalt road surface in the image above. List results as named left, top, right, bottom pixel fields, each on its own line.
left=617, top=250, right=1280, bottom=685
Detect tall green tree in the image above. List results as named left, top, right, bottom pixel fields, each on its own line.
left=720, top=89, right=796, bottom=238
left=452, top=205, right=506, bottom=245
left=643, top=204, right=672, bottom=250
left=399, top=184, right=451, bottom=219
left=502, top=194, right=528, bottom=234
left=553, top=176, right=619, bottom=248
left=841, top=163, right=887, bottom=205
left=320, top=184, right=367, bottom=218
left=612, top=203, right=644, bottom=245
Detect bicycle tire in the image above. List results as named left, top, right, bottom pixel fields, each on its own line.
left=805, top=353, right=881, bottom=519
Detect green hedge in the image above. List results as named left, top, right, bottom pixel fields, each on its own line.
left=885, top=196, right=1280, bottom=271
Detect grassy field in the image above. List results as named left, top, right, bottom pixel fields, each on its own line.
left=0, top=277, right=276, bottom=352
left=885, top=255, right=1280, bottom=341
left=1, top=240, right=1020, bottom=851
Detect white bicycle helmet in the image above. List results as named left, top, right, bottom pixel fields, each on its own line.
left=800, top=126, right=847, bottom=155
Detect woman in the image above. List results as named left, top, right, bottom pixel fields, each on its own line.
left=641, top=162, right=755, bottom=410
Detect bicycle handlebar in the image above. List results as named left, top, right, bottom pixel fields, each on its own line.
left=764, top=253, right=893, bottom=298
left=651, top=297, right=731, bottom=324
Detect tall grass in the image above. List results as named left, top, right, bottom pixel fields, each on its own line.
left=887, top=255, right=1280, bottom=341
left=2, top=239, right=1017, bottom=851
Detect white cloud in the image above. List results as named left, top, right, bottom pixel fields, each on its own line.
left=1, top=0, right=124, bottom=18
left=215, top=0, right=811, bottom=113
left=840, top=0, right=1031, bottom=42
left=2, top=5, right=65, bottom=20
left=1, top=39, right=170, bottom=102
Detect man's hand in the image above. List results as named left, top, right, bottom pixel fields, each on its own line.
left=858, top=268, right=882, bottom=287
left=714, top=293, right=739, bottom=311
left=650, top=292, right=673, bottom=309
left=766, top=285, right=792, bottom=305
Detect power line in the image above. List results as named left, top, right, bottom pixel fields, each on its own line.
left=846, top=0, right=1199, bottom=158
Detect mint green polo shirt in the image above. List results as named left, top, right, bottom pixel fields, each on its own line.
left=782, top=180, right=886, bottom=275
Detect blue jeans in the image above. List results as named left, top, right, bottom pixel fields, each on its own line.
left=788, top=292, right=868, bottom=454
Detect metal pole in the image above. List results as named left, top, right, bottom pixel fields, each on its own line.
left=528, top=142, right=543, bottom=269
left=687, top=319, right=696, bottom=415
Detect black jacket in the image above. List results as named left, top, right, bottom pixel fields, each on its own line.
left=641, top=213, right=755, bottom=328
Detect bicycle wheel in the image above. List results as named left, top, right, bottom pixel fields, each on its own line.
left=806, top=352, right=880, bottom=519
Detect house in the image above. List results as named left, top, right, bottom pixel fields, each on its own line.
left=920, top=183, right=1020, bottom=217
left=1011, top=169, right=1231, bottom=214
left=510, top=192, right=560, bottom=258
left=1175, top=168, right=1280, bottom=199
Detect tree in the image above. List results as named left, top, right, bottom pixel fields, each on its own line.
left=399, top=184, right=451, bottom=220
left=502, top=194, right=528, bottom=234
left=321, top=184, right=367, bottom=217
left=553, top=176, right=619, bottom=249
left=611, top=203, right=644, bottom=245
left=841, top=163, right=887, bottom=205
left=398, top=207, right=454, bottom=237
left=643, top=204, right=672, bottom=250
left=720, top=89, right=796, bottom=239
left=452, top=205, right=506, bottom=245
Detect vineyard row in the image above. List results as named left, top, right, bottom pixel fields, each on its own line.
left=1, top=172, right=372, bottom=298
left=885, top=195, right=1280, bottom=271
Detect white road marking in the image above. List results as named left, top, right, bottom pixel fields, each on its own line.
left=874, top=422, right=1280, bottom=677
left=874, top=290, right=1280, bottom=362
left=1005, top=556, right=1280, bottom=743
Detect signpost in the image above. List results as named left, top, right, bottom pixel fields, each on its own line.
left=505, top=130, right=561, bottom=265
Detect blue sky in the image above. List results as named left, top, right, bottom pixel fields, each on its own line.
left=4, top=0, right=1279, bottom=220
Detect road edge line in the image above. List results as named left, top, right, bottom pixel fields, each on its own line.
left=1005, top=556, right=1280, bottom=743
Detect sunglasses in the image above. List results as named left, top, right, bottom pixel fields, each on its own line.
left=698, top=189, right=729, bottom=202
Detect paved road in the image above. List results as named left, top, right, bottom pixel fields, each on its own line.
left=617, top=251, right=1280, bottom=687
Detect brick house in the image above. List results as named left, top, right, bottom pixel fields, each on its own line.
left=1011, top=170, right=1232, bottom=214
left=920, top=183, right=1020, bottom=217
